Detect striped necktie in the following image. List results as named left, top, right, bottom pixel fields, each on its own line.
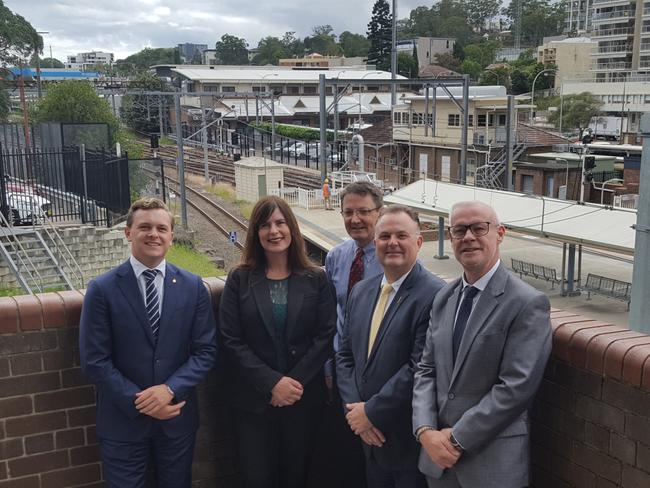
left=143, top=269, right=160, bottom=340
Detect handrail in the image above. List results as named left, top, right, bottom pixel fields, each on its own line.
left=0, top=211, right=46, bottom=293
left=38, top=215, right=84, bottom=289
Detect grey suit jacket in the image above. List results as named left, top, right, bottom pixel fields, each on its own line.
left=412, top=263, right=551, bottom=488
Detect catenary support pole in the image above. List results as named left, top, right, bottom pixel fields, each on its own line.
left=174, top=94, right=188, bottom=229
left=319, top=74, right=327, bottom=181
left=391, top=0, right=397, bottom=107
left=629, top=113, right=650, bottom=332
left=434, top=216, right=449, bottom=260
left=459, top=74, right=470, bottom=185
left=505, top=95, right=515, bottom=190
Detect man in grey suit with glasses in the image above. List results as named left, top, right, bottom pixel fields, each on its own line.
left=412, top=201, right=552, bottom=488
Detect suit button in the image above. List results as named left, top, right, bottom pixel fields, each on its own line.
left=290, top=350, right=297, bottom=356
left=448, top=393, right=455, bottom=400
left=155, top=359, right=160, bottom=364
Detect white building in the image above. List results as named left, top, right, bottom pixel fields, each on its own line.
left=66, top=51, right=114, bottom=70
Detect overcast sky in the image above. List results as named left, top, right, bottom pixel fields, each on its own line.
left=8, top=0, right=426, bottom=62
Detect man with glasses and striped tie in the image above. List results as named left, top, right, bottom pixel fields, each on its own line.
left=412, top=201, right=551, bottom=488
left=80, top=198, right=217, bottom=488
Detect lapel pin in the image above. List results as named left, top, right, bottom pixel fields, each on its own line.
left=172, top=278, right=177, bottom=283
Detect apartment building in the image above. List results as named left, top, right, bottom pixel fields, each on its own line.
left=178, top=43, right=208, bottom=64
left=566, top=0, right=593, bottom=34
left=537, top=37, right=596, bottom=84
left=590, top=0, right=650, bottom=81
left=396, top=37, right=455, bottom=72
left=65, top=51, right=114, bottom=70
left=278, top=53, right=366, bottom=69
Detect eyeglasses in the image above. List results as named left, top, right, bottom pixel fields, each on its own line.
left=449, top=222, right=492, bottom=239
left=341, top=207, right=380, bottom=219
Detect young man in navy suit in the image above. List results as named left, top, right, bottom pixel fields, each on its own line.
left=80, top=198, right=217, bottom=488
left=336, top=205, right=445, bottom=487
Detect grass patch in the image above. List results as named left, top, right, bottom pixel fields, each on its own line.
left=184, top=177, right=252, bottom=221
left=159, top=136, right=176, bottom=146
left=238, top=201, right=254, bottom=219
left=0, top=287, right=24, bottom=297
left=166, top=244, right=222, bottom=277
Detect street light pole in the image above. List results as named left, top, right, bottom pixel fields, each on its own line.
left=530, top=68, right=556, bottom=125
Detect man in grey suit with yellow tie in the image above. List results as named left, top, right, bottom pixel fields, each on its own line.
left=413, top=201, right=552, bottom=488
left=337, top=205, right=445, bottom=487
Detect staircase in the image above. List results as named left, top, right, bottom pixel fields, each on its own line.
left=0, top=213, right=84, bottom=294
left=476, top=141, right=528, bottom=190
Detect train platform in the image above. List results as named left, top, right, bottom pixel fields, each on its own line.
left=293, top=207, right=632, bottom=329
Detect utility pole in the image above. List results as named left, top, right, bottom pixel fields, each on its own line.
left=505, top=95, right=515, bottom=190
left=459, top=74, right=470, bottom=185
left=391, top=0, right=397, bottom=107
left=201, top=102, right=209, bottom=182
left=158, top=96, right=164, bottom=137
left=174, top=94, right=188, bottom=228
left=319, top=74, right=327, bottom=181
left=629, top=113, right=650, bottom=333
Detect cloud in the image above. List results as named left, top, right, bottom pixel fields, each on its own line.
left=6, top=0, right=426, bottom=61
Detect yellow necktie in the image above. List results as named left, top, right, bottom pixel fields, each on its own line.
left=368, top=283, right=394, bottom=357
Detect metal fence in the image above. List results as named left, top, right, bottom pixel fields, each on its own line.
left=0, top=145, right=130, bottom=227
left=0, top=123, right=112, bottom=152
left=129, top=158, right=167, bottom=203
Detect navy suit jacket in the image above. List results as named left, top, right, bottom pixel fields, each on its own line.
left=336, top=262, right=444, bottom=470
left=79, top=260, right=217, bottom=441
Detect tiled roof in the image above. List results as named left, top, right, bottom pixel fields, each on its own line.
left=518, top=122, right=571, bottom=146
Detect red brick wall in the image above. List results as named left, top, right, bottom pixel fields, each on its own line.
left=2, top=286, right=650, bottom=487
left=0, top=279, right=237, bottom=488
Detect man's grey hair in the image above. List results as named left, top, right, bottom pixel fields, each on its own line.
left=450, top=201, right=501, bottom=225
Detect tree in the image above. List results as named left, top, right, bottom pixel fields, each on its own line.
left=116, top=47, right=179, bottom=74
left=0, top=89, right=9, bottom=121
left=366, top=0, right=392, bottom=71
left=252, top=37, right=286, bottom=65
left=0, top=0, right=42, bottom=66
left=121, top=72, right=171, bottom=134
left=502, top=0, right=565, bottom=47
left=548, top=92, right=602, bottom=131
left=304, top=25, right=341, bottom=56
left=461, top=59, right=482, bottom=81
left=461, top=0, right=500, bottom=32
left=215, top=34, right=249, bottom=65
left=480, top=64, right=512, bottom=91
left=281, top=32, right=305, bottom=58
left=435, top=53, right=462, bottom=72
left=463, top=41, right=501, bottom=68
left=339, top=31, right=370, bottom=58
left=398, top=52, right=418, bottom=78
left=33, top=81, right=118, bottom=143
left=39, top=57, right=64, bottom=68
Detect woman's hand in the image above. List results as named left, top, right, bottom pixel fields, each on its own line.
left=270, top=376, right=303, bottom=407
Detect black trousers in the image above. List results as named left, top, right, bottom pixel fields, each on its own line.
left=308, top=378, right=367, bottom=488
left=235, top=400, right=321, bottom=488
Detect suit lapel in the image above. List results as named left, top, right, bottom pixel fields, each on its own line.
left=358, top=276, right=382, bottom=370
left=365, top=265, right=420, bottom=367
left=439, top=279, right=462, bottom=395
left=157, top=264, right=180, bottom=347
left=450, top=264, right=508, bottom=386
left=116, top=261, right=155, bottom=347
left=250, top=268, right=277, bottom=340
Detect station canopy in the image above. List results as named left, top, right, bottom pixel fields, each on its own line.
left=384, top=180, right=637, bottom=255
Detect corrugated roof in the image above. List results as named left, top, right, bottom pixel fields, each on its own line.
left=385, top=180, right=636, bottom=254
left=172, top=67, right=405, bottom=83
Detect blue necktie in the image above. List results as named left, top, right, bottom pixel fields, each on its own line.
left=143, top=269, right=160, bottom=340
left=452, top=286, right=479, bottom=363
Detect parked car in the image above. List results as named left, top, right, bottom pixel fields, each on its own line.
left=6, top=192, right=52, bottom=226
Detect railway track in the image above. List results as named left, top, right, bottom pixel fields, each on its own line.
left=143, top=167, right=248, bottom=250
left=138, top=141, right=322, bottom=189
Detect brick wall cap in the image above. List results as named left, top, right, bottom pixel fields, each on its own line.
left=586, top=330, right=647, bottom=375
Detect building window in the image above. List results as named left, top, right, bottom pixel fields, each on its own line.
left=448, top=114, right=461, bottom=127
left=303, top=86, right=317, bottom=94
left=468, top=115, right=474, bottom=127
left=252, top=86, right=265, bottom=93
left=222, top=86, right=235, bottom=92
left=498, top=114, right=506, bottom=126
left=288, top=85, right=300, bottom=95
left=413, top=113, right=424, bottom=125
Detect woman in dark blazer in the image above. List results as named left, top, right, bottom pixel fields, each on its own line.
left=219, top=195, right=336, bottom=488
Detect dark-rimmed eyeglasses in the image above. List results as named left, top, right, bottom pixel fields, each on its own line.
left=448, top=222, right=492, bottom=239
left=341, top=207, right=381, bottom=219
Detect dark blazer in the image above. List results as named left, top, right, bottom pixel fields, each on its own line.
left=336, top=262, right=445, bottom=470
left=219, top=266, right=336, bottom=414
left=413, top=263, right=552, bottom=487
left=79, top=261, right=217, bottom=441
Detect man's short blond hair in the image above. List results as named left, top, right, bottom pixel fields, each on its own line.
left=126, top=198, right=174, bottom=229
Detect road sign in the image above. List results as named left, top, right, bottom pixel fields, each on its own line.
left=229, top=231, right=237, bottom=243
